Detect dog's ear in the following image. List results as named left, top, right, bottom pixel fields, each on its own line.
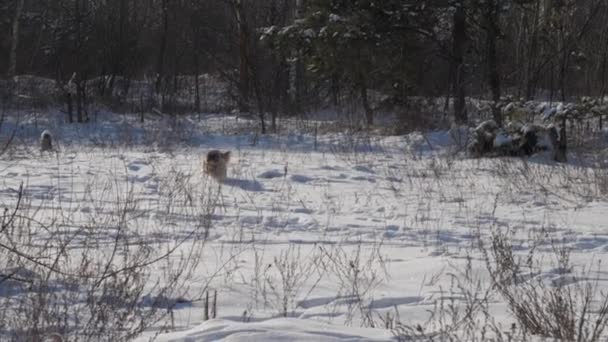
left=223, top=151, right=231, bottom=161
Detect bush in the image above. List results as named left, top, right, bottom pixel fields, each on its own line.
left=481, top=228, right=608, bottom=341
left=0, top=171, right=214, bottom=340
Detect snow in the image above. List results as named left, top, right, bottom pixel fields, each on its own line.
left=302, top=29, right=316, bottom=38
left=328, top=14, right=343, bottom=23
left=141, top=318, right=394, bottom=342
left=1, top=111, right=608, bottom=341
left=493, top=131, right=512, bottom=148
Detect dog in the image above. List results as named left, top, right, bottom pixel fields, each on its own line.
left=40, top=130, right=53, bottom=154
left=205, top=150, right=231, bottom=182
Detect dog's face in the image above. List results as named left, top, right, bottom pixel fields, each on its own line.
left=207, top=150, right=230, bottom=164
left=207, top=150, right=222, bottom=163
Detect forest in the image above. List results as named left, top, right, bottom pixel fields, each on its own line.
left=2, top=0, right=607, bottom=129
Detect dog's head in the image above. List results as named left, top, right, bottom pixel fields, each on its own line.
left=41, top=130, right=53, bottom=140
left=207, top=150, right=231, bottom=163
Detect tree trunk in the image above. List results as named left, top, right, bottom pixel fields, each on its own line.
left=76, top=79, right=84, bottom=123
left=331, top=73, right=340, bottom=107
left=294, top=56, right=305, bottom=113
left=66, top=92, right=74, bottom=124
left=290, top=0, right=306, bottom=113
left=600, top=49, right=608, bottom=105
left=193, top=54, right=201, bottom=113
left=8, top=0, right=25, bottom=78
left=549, top=61, right=555, bottom=103
left=280, top=59, right=291, bottom=117
left=235, top=0, right=250, bottom=113
left=74, top=0, right=87, bottom=123
left=359, top=77, right=373, bottom=127
left=156, top=0, right=169, bottom=95
left=140, top=94, right=145, bottom=123
left=452, top=2, right=467, bottom=124
left=486, top=0, right=502, bottom=126
left=525, top=0, right=541, bottom=100
left=559, top=48, right=569, bottom=102
left=270, top=57, right=279, bottom=133
left=598, top=10, right=608, bottom=108
left=554, top=118, right=568, bottom=163
left=444, top=61, right=454, bottom=114
left=252, top=77, right=266, bottom=134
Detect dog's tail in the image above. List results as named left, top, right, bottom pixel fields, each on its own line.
left=222, top=151, right=231, bottom=162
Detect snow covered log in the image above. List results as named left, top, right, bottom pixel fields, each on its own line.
left=468, top=120, right=563, bottom=160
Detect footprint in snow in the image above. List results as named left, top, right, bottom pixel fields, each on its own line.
left=290, top=174, right=314, bottom=183
left=257, top=169, right=283, bottom=179
left=128, top=175, right=152, bottom=183
left=353, top=165, right=375, bottom=173
left=351, top=176, right=376, bottom=183
left=383, top=225, right=400, bottom=238
left=320, top=165, right=343, bottom=171
left=291, top=208, right=313, bottom=214
left=224, top=178, right=265, bottom=191
left=128, top=164, right=141, bottom=171
left=127, top=159, right=148, bottom=171
left=369, top=296, right=424, bottom=309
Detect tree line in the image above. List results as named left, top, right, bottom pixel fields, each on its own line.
left=2, top=0, right=607, bottom=130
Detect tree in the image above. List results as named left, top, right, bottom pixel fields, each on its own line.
left=266, top=0, right=432, bottom=127
left=7, top=0, right=25, bottom=79
left=233, top=0, right=251, bottom=114
left=483, top=0, right=503, bottom=126
left=452, top=1, right=468, bottom=124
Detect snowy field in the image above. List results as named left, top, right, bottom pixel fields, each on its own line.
left=1, top=112, right=608, bottom=341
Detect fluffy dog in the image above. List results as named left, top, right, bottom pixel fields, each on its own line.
left=205, top=150, right=231, bottom=182
left=40, top=130, right=53, bottom=153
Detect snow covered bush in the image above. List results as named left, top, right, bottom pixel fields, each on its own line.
left=469, top=120, right=499, bottom=157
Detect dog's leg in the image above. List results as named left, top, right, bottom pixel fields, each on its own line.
left=207, top=182, right=226, bottom=215
left=216, top=184, right=227, bottom=214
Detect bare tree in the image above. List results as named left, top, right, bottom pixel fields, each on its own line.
left=484, top=0, right=503, bottom=126
left=452, top=1, right=468, bottom=124
left=7, top=0, right=25, bottom=79
left=234, top=0, right=250, bottom=114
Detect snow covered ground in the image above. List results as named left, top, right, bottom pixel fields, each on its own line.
left=1, top=111, right=608, bottom=341
left=146, top=318, right=394, bottom=341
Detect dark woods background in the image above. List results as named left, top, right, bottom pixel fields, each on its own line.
left=1, top=0, right=607, bottom=131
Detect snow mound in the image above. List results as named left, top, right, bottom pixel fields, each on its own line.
left=144, top=318, right=394, bottom=342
